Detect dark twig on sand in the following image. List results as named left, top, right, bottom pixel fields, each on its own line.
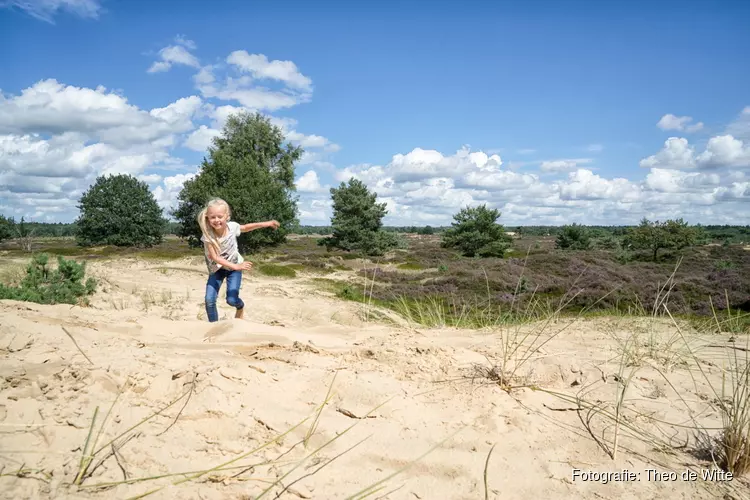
left=61, top=326, right=94, bottom=365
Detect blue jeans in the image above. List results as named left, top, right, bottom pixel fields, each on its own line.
left=205, top=268, right=245, bottom=322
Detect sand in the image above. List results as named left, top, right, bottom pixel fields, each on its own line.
left=1, top=257, right=748, bottom=499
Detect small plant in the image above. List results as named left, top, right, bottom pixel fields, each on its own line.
left=0, top=253, right=96, bottom=305
left=715, top=260, right=736, bottom=270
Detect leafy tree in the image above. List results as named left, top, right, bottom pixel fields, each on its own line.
left=0, top=214, right=13, bottom=243
left=173, top=112, right=301, bottom=253
left=555, top=223, right=591, bottom=250
left=0, top=253, right=96, bottom=305
left=75, top=174, right=166, bottom=247
left=319, top=178, right=398, bottom=256
left=624, top=217, right=699, bottom=261
left=441, top=205, right=512, bottom=257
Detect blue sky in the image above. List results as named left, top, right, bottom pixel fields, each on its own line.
left=1, top=0, right=749, bottom=226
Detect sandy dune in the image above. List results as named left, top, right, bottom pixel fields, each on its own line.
left=1, top=258, right=748, bottom=499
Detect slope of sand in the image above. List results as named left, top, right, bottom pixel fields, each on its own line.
left=1, top=257, right=748, bottom=499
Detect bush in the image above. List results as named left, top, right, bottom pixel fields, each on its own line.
left=555, top=223, right=591, bottom=250
left=0, top=254, right=97, bottom=305
left=319, top=178, right=398, bottom=256
left=624, top=217, right=699, bottom=261
left=441, top=205, right=512, bottom=257
left=76, top=174, right=166, bottom=248
left=173, top=112, right=301, bottom=254
left=0, top=214, right=13, bottom=243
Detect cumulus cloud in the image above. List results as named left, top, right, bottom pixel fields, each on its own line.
left=296, top=170, right=328, bottom=193
left=226, top=51, right=312, bottom=91
left=639, top=137, right=697, bottom=169
left=147, top=36, right=200, bottom=73
left=645, top=168, right=720, bottom=193
left=183, top=125, right=220, bottom=152
left=152, top=172, right=196, bottom=212
left=0, top=80, right=202, bottom=148
left=657, top=113, right=704, bottom=133
left=1, top=0, right=102, bottom=23
left=640, top=134, right=750, bottom=171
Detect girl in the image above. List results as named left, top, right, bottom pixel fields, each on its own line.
left=197, top=198, right=280, bottom=322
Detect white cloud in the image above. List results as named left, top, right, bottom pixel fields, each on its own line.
left=696, top=135, right=750, bottom=169
left=152, top=173, right=196, bottom=213
left=1, top=0, right=102, bottom=23
left=640, top=134, right=750, bottom=171
left=639, top=137, right=697, bottom=169
left=713, top=182, right=750, bottom=202
left=226, top=51, right=312, bottom=91
left=147, top=36, right=200, bottom=73
left=183, top=125, right=220, bottom=152
left=587, top=144, right=604, bottom=152
left=557, top=169, right=641, bottom=202
left=296, top=170, right=328, bottom=193
left=195, top=54, right=313, bottom=113
left=645, top=168, right=720, bottom=193
left=0, top=80, right=202, bottom=148
left=657, top=114, right=704, bottom=133
left=539, top=158, right=593, bottom=173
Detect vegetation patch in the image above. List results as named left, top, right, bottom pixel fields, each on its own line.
left=256, top=263, right=297, bottom=278
left=0, top=253, right=97, bottom=305
left=397, top=262, right=425, bottom=271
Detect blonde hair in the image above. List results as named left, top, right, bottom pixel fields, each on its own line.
left=197, top=198, right=231, bottom=255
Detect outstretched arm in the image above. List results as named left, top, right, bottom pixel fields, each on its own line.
left=240, top=220, right=280, bottom=233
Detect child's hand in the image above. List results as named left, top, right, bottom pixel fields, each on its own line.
left=266, top=220, right=280, bottom=230
left=237, top=262, right=253, bottom=272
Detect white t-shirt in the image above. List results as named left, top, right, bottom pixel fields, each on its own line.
left=201, top=221, right=244, bottom=274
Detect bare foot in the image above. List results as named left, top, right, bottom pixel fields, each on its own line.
left=235, top=308, right=244, bottom=319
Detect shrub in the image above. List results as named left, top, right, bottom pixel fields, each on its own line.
left=593, top=235, right=620, bottom=250
left=0, top=254, right=97, bottom=305
left=318, top=178, right=398, bottom=256
left=555, top=223, right=591, bottom=250
left=441, top=205, right=512, bottom=257
left=624, top=217, right=699, bottom=261
left=76, top=174, right=167, bottom=248
left=0, top=214, right=13, bottom=243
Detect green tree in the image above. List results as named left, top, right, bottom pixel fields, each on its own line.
left=173, top=112, right=301, bottom=253
left=441, top=204, right=512, bottom=257
left=624, top=217, right=698, bottom=261
left=555, top=223, right=591, bottom=250
left=0, top=214, right=14, bottom=243
left=319, top=178, right=398, bottom=256
left=75, top=174, right=167, bottom=247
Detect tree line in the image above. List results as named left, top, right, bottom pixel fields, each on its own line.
left=0, top=112, right=744, bottom=262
